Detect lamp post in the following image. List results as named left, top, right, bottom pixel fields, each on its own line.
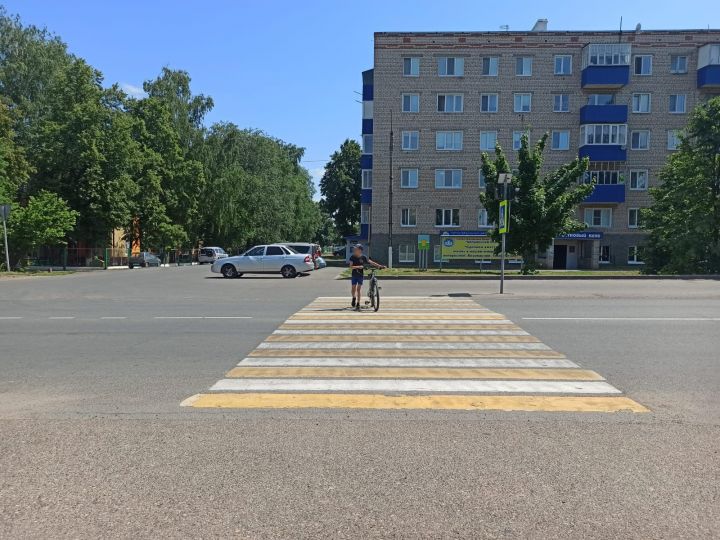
left=387, top=110, right=394, bottom=268
left=497, top=173, right=513, bottom=294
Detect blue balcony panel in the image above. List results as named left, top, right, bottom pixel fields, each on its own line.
left=697, top=65, right=720, bottom=88
left=360, top=154, right=373, bottom=169
left=362, top=84, right=374, bottom=101
left=579, top=145, right=627, bottom=162
left=360, top=189, right=372, bottom=204
left=584, top=184, right=625, bottom=204
left=581, top=65, right=630, bottom=88
left=362, top=119, right=373, bottom=135
left=360, top=223, right=370, bottom=240
left=579, top=104, right=628, bottom=124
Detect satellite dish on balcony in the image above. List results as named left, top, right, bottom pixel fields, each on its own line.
left=635, top=23, right=642, bottom=32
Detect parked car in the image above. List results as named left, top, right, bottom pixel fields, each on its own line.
left=198, top=247, right=228, bottom=264
left=278, top=242, right=320, bottom=268
left=316, top=256, right=327, bottom=269
left=332, top=245, right=346, bottom=257
left=211, top=244, right=315, bottom=279
left=128, top=252, right=161, bottom=268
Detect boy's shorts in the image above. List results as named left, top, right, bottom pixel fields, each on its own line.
left=351, top=275, right=364, bottom=286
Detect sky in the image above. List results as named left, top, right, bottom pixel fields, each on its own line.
left=3, top=0, right=717, bottom=197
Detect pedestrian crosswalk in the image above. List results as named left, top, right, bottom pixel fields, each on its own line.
left=182, top=296, right=648, bottom=413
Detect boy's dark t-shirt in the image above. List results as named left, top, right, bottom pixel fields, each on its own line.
left=349, top=254, right=369, bottom=278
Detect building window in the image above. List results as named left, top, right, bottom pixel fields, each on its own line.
left=632, top=93, right=651, bottom=113
left=554, top=55, right=572, bottom=75
left=436, top=131, right=463, bottom=151
left=587, top=94, right=615, bottom=105
left=435, top=169, right=462, bottom=189
left=482, top=56, right=499, bottom=76
left=435, top=208, right=460, bottom=227
left=403, top=57, right=420, bottom=77
left=631, top=130, right=650, bottom=150
left=478, top=171, right=486, bottom=189
left=401, top=93, right=420, bottom=113
left=634, top=55, right=653, bottom=75
left=401, top=208, right=417, bottom=227
left=480, top=131, right=497, bottom=151
left=362, top=134, right=373, bottom=154
left=438, top=57, right=464, bottom=77
left=516, top=57, right=533, bottom=76
left=629, top=170, right=648, bottom=191
left=669, top=94, right=686, bottom=113
left=628, top=245, right=644, bottom=264
left=584, top=43, right=631, bottom=66
left=480, top=93, right=498, bottom=113
left=400, top=168, right=419, bottom=188
left=583, top=168, right=622, bottom=185
left=360, top=205, right=370, bottom=225
left=670, top=55, right=688, bottom=74
left=514, top=93, right=532, bottom=113
left=401, top=130, right=419, bottom=150
left=551, top=130, right=570, bottom=150
left=599, top=245, right=611, bottom=264
left=478, top=207, right=489, bottom=227
left=580, top=124, right=628, bottom=146
left=553, top=94, right=569, bottom=112
left=399, top=243, right=416, bottom=263
left=667, top=130, right=681, bottom=150
left=584, top=208, right=612, bottom=228
left=437, top=94, right=463, bottom=113
left=362, top=101, right=373, bottom=119
left=512, top=131, right=524, bottom=151
left=361, top=170, right=373, bottom=189
left=628, top=208, right=641, bottom=229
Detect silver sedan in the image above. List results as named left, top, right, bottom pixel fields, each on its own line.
left=211, top=244, right=315, bottom=279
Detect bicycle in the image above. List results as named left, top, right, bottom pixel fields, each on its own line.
left=364, top=267, right=381, bottom=312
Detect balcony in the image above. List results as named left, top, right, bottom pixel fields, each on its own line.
left=361, top=189, right=372, bottom=204
left=581, top=65, right=630, bottom=88
left=580, top=104, right=628, bottom=124
left=584, top=184, right=625, bottom=204
left=360, top=223, right=370, bottom=240
left=579, top=145, right=627, bottom=162
left=362, top=119, right=373, bottom=135
left=697, top=44, right=720, bottom=89
left=360, top=155, right=372, bottom=169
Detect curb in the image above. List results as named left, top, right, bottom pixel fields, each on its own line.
left=338, top=274, right=720, bottom=281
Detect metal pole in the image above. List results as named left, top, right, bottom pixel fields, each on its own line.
left=500, top=180, right=507, bottom=294
left=1, top=215, right=9, bottom=271
left=387, top=110, right=394, bottom=269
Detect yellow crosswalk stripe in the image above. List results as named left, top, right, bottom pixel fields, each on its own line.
left=265, top=334, right=540, bottom=343
left=183, top=393, right=649, bottom=413
left=280, top=324, right=523, bottom=330
left=225, top=367, right=605, bottom=380
left=248, top=348, right=567, bottom=358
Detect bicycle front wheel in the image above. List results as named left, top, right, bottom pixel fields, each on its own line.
left=373, top=282, right=380, bottom=312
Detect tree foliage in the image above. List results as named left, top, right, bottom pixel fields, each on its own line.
left=0, top=8, right=321, bottom=259
left=479, top=133, right=592, bottom=273
left=642, top=97, right=720, bottom=274
left=319, top=139, right=361, bottom=238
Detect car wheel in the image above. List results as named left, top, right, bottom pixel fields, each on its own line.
left=281, top=265, right=297, bottom=278
left=221, top=264, right=238, bottom=279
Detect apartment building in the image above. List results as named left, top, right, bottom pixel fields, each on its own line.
left=358, top=20, right=720, bottom=269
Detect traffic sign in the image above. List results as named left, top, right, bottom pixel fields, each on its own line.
left=498, top=200, right=509, bottom=234
left=0, top=204, right=10, bottom=221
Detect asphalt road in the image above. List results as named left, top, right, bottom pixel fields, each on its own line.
left=1, top=266, right=719, bottom=538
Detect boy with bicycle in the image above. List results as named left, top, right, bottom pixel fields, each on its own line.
left=348, top=244, right=385, bottom=311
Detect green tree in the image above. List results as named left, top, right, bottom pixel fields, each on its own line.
left=5, top=191, right=78, bottom=267
left=479, top=133, right=592, bottom=274
left=319, top=139, right=361, bottom=238
left=0, top=102, right=32, bottom=203
left=642, top=97, right=720, bottom=274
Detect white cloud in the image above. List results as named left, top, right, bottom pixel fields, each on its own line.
left=309, top=167, right=325, bottom=201
left=120, top=83, right=146, bottom=99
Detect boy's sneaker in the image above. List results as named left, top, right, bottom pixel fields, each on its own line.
left=355, top=304, right=361, bottom=311
left=351, top=298, right=356, bottom=307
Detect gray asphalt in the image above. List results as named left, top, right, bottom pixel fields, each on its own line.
left=1, top=266, right=719, bottom=538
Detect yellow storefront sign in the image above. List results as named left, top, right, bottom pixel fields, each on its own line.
left=441, top=236, right=500, bottom=260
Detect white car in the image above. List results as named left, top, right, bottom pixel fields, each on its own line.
left=211, top=244, right=315, bottom=279
left=198, top=247, right=228, bottom=264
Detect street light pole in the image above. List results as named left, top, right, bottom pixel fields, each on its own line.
left=0, top=204, right=10, bottom=272
left=387, top=110, right=394, bottom=268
